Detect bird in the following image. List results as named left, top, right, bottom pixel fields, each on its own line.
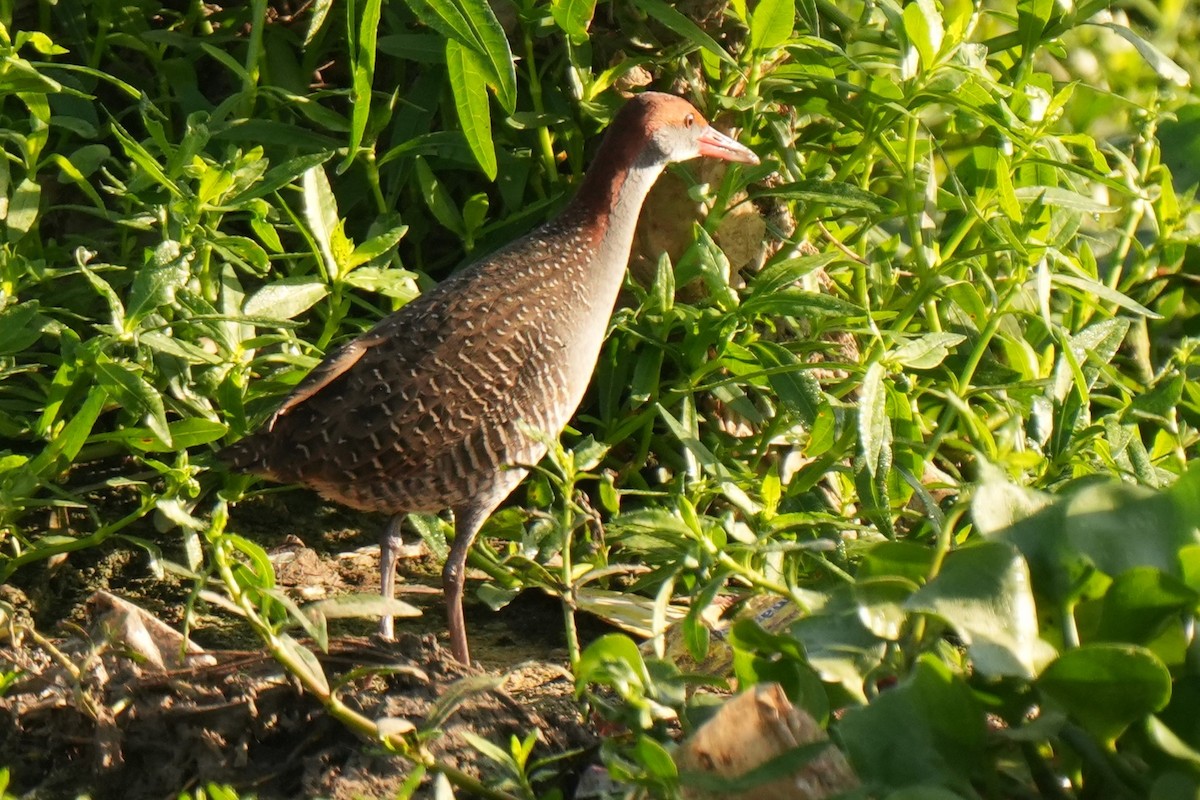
left=220, top=92, right=759, bottom=664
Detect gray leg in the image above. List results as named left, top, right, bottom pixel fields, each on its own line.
left=378, top=513, right=406, bottom=640
left=444, top=505, right=487, bottom=664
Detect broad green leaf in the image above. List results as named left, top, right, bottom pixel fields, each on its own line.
left=903, top=0, right=944, bottom=71
left=788, top=587, right=886, bottom=701
left=6, top=178, right=41, bottom=239
left=348, top=224, right=409, bottom=268
left=855, top=577, right=916, bottom=640
left=907, top=542, right=1056, bottom=678
left=574, top=633, right=652, bottom=693
left=890, top=333, right=966, bottom=370
left=342, top=266, right=421, bottom=302
left=243, top=278, right=330, bottom=321
left=551, top=0, right=597, bottom=40
left=1094, top=567, right=1198, bottom=646
left=840, top=655, right=987, bottom=791
left=276, top=633, right=330, bottom=695
left=446, top=39, right=497, bottom=179
left=0, top=302, right=49, bottom=355
left=749, top=0, right=795, bottom=54
left=1038, top=644, right=1171, bottom=745
left=749, top=340, right=824, bottom=425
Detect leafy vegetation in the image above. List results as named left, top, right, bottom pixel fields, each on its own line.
left=2, top=0, right=1200, bottom=797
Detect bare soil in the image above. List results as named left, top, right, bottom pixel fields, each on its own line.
left=1, top=491, right=600, bottom=799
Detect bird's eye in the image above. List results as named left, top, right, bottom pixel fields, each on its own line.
left=684, top=114, right=695, bottom=128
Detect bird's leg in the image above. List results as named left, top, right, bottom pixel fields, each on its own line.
left=444, top=506, right=487, bottom=664
left=378, top=513, right=406, bottom=640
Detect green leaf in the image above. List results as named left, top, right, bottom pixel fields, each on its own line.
left=574, top=633, right=651, bottom=693
left=749, top=0, right=794, bottom=54
left=907, top=542, right=1056, bottom=678
left=1038, top=644, right=1171, bottom=745
left=749, top=340, right=824, bottom=425
left=903, top=0, right=944, bottom=71
left=127, top=240, right=191, bottom=325
left=890, top=333, right=966, bottom=370
left=1093, top=22, right=1190, bottom=86
left=6, top=178, right=41, bottom=239
left=414, top=155, right=466, bottom=233
left=92, top=357, right=172, bottom=448
left=858, top=362, right=888, bottom=477
left=405, top=0, right=516, bottom=112
left=276, top=633, right=330, bottom=695
left=302, top=165, right=341, bottom=280
left=1052, top=272, right=1161, bottom=319
left=633, top=0, right=736, bottom=65
left=348, top=224, right=409, bottom=268
left=551, top=0, right=597, bottom=40
left=343, top=0, right=383, bottom=172
left=242, top=278, right=330, bottom=321
left=753, top=180, right=893, bottom=212
left=446, top=39, right=497, bottom=179
left=839, top=655, right=987, bottom=792
left=1095, top=567, right=1198, bottom=646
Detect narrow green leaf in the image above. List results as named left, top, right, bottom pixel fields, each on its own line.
left=305, top=0, right=335, bottom=45
left=1052, top=272, right=1161, bottom=319
left=633, top=0, right=736, bottom=64
left=342, top=0, right=383, bottom=173
left=110, top=120, right=182, bottom=197
left=302, top=165, right=341, bottom=280
left=858, top=362, right=887, bottom=476
left=92, top=358, right=172, bottom=448
left=446, top=39, right=497, bottom=179
left=455, top=0, right=517, bottom=112
left=414, top=156, right=466, bottom=234
left=754, top=180, right=893, bottom=212
left=1094, top=22, right=1189, bottom=86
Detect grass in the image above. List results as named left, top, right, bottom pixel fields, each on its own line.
left=2, top=0, right=1200, bottom=797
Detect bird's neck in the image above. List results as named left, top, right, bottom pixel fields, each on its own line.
left=561, top=133, right=670, bottom=277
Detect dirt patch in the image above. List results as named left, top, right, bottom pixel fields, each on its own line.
left=1, top=626, right=593, bottom=799
left=2, top=490, right=603, bottom=798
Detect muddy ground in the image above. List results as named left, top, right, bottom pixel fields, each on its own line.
left=1, top=491, right=603, bottom=799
